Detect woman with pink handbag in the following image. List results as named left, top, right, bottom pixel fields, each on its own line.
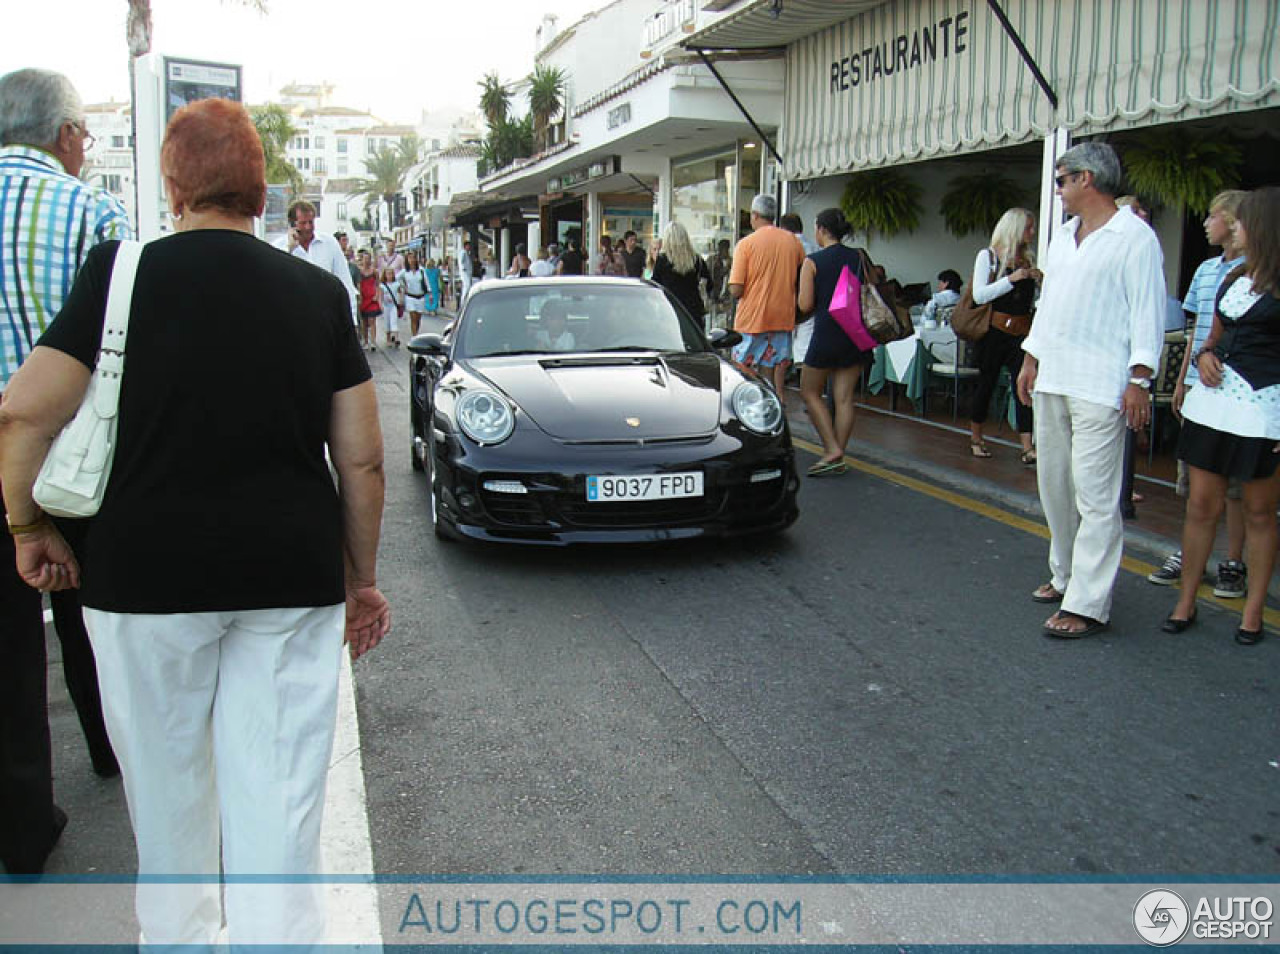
left=796, top=208, right=873, bottom=477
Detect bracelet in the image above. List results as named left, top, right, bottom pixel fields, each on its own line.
left=1191, top=348, right=1216, bottom=364
left=6, top=512, right=50, bottom=536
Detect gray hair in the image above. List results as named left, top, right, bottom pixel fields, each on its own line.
left=0, top=69, right=83, bottom=149
left=750, top=193, right=777, bottom=222
left=1057, top=141, right=1124, bottom=197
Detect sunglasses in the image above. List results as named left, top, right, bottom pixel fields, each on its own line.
left=1054, top=172, right=1080, bottom=188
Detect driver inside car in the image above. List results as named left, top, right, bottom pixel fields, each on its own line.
left=534, top=299, right=576, bottom=352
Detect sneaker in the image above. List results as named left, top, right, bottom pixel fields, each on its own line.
left=1148, top=550, right=1182, bottom=585
left=1213, top=560, right=1247, bottom=598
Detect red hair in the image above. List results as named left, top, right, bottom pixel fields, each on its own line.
left=161, top=98, right=265, bottom=218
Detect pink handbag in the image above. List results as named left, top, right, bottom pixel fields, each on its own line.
left=828, top=265, right=877, bottom=351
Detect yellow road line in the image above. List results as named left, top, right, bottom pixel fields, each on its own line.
left=794, top=437, right=1279, bottom=630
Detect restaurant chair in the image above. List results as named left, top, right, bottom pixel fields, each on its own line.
left=1149, top=329, right=1187, bottom=464
left=923, top=336, right=979, bottom=421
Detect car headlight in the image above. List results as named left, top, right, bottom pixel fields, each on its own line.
left=456, top=389, right=515, bottom=444
left=732, top=381, right=783, bottom=434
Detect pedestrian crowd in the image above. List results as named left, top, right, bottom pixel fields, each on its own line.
left=0, top=61, right=1277, bottom=950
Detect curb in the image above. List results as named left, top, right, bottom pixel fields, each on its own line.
left=786, top=410, right=1175, bottom=566
left=786, top=406, right=1280, bottom=605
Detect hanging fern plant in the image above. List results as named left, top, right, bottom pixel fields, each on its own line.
left=1123, top=131, right=1242, bottom=216
left=840, top=168, right=922, bottom=238
left=939, top=174, right=1028, bottom=238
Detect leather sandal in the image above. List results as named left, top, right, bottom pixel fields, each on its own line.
left=969, top=441, right=992, bottom=459
left=1031, top=583, right=1063, bottom=603
left=1042, top=610, right=1108, bottom=638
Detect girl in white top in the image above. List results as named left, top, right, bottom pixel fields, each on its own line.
left=380, top=268, right=403, bottom=348
left=398, top=250, right=428, bottom=337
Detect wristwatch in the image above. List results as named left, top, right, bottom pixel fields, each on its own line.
left=5, top=512, right=49, bottom=536
left=1128, top=376, right=1151, bottom=390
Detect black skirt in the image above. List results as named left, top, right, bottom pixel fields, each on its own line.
left=1177, top=419, right=1280, bottom=481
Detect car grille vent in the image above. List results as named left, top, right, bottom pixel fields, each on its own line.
left=478, top=493, right=546, bottom=526
left=559, top=492, right=725, bottom=528
left=560, top=433, right=714, bottom=447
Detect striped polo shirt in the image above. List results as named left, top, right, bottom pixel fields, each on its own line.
left=1, top=144, right=132, bottom=388
left=1181, top=253, right=1245, bottom=386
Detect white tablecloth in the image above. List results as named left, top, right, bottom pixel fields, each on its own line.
left=885, top=325, right=957, bottom=380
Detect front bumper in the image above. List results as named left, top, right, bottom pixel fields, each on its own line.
left=431, top=426, right=799, bottom=545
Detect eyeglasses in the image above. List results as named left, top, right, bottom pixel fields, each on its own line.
left=71, top=121, right=95, bottom=151
left=1054, top=172, right=1079, bottom=188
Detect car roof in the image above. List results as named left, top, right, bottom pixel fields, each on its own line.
left=468, top=276, right=656, bottom=294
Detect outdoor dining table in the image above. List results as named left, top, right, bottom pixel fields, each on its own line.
left=863, top=325, right=1021, bottom=426
left=865, top=325, right=958, bottom=408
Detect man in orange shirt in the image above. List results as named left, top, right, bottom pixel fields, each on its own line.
left=729, top=194, right=805, bottom=402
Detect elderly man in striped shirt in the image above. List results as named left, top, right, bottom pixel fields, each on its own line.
left=0, top=68, right=131, bottom=873
left=1016, top=142, right=1165, bottom=638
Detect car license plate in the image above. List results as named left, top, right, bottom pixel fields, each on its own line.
left=586, top=472, right=703, bottom=502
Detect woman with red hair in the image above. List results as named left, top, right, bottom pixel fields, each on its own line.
left=0, top=98, right=390, bottom=944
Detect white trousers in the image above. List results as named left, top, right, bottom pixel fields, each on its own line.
left=382, top=299, right=399, bottom=336
left=84, top=604, right=345, bottom=946
left=1033, top=392, right=1127, bottom=622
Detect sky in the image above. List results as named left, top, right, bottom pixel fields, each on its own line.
left=8, top=0, right=608, bottom=123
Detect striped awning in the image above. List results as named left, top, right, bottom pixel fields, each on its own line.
left=684, top=0, right=887, bottom=50
left=773, top=0, right=1280, bottom=180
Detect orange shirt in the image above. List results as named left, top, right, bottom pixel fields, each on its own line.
left=728, top=225, right=805, bottom=334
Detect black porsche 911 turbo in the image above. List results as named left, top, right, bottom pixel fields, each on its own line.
left=408, top=277, right=799, bottom=544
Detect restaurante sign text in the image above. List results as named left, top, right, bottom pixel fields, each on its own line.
left=829, top=10, right=969, bottom=94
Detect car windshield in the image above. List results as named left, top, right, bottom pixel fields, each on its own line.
left=455, top=284, right=709, bottom=359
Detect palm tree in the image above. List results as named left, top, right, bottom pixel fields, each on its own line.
left=349, top=139, right=419, bottom=231
left=478, top=72, right=511, bottom=129
left=127, top=0, right=267, bottom=57
left=527, top=64, right=567, bottom=152
left=250, top=104, right=302, bottom=194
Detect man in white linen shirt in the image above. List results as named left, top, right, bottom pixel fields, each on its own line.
left=1015, top=142, right=1165, bottom=638
left=273, top=199, right=358, bottom=320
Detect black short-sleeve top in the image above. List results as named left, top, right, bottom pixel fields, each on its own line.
left=37, top=231, right=371, bottom=613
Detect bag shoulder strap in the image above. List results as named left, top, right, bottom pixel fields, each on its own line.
left=91, top=239, right=142, bottom=416
left=101, top=240, right=142, bottom=354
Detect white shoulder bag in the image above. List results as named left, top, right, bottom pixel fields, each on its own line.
left=33, top=240, right=143, bottom=518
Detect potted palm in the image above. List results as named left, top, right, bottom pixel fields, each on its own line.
left=840, top=168, right=923, bottom=239
left=939, top=173, right=1028, bottom=238
left=1122, top=130, right=1242, bottom=216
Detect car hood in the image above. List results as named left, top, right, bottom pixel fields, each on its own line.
left=469, top=352, right=724, bottom=440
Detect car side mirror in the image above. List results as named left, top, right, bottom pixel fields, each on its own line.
left=408, top=333, right=448, bottom=357
left=708, top=328, right=741, bottom=350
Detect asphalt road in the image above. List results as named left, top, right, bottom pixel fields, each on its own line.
left=359, top=335, right=1280, bottom=878
left=33, top=326, right=1279, bottom=890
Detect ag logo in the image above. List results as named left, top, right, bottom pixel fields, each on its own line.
left=1134, top=889, right=1190, bottom=946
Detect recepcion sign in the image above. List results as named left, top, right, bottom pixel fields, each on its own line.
left=164, top=57, right=242, bottom=124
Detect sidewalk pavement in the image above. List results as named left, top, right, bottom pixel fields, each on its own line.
left=781, top=387, right=1280, bottom=604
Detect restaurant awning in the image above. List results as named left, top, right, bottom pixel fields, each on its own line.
left=684, top=0, right=887, bottom=52
left=692, top=0, right=1280, bottom=180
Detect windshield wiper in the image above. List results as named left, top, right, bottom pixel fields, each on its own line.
left=469, top=349, right=549, bottom=358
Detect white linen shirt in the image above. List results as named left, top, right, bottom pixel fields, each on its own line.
left=272, top=231, right=358, bottom=319
left=1022, top=206, right=1165, bottom=411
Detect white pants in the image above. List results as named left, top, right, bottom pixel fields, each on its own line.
left=84, top=604, right=345, bottom=946
left=382, top=299, right=400, bottom=336
left=1033, top=392, right=1127, bottom=622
